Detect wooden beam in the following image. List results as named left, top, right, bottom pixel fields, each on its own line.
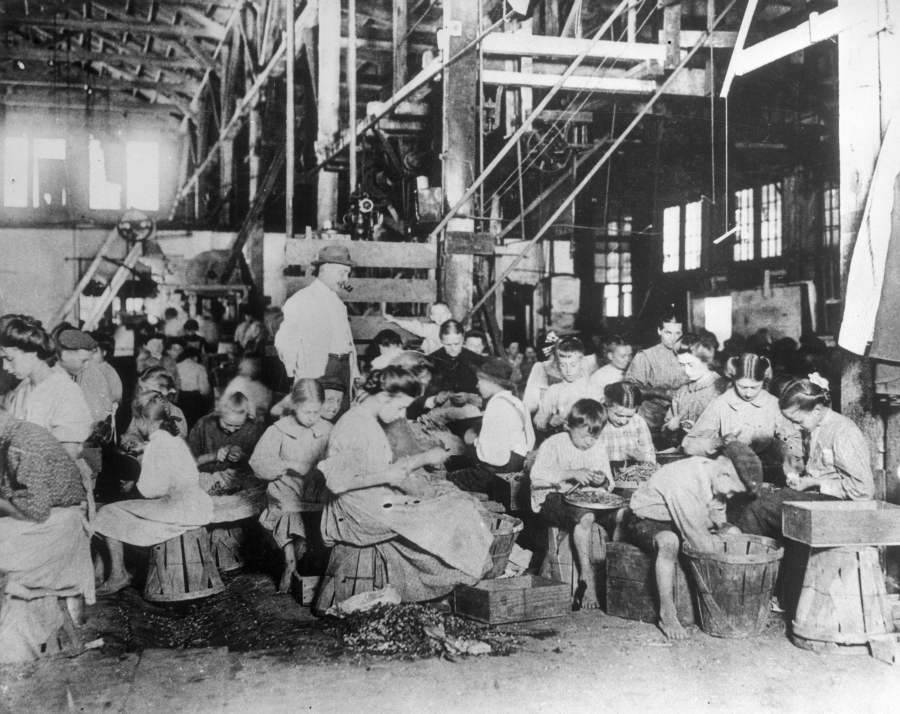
left=481, top=31, right=668, bottom=64
left=0, top=74, right=193, bottom=95
left=0, top=46, right=203, bottom=72
left=392, top=0, right=408, bottom=92
left=340, top=37, right=432, bottom=55
left=285, top=239, right=436, bottom=269
left=5, top=15, right=226, bottom=40
left=285, top=277, right=437, bottom=304
left=664, top=29, right=738, bottom=48
left=734, top=7, right=864, bottom=79
left=719, top=0, right=759, bottom=97
left=318, top=0, right=341, bottom=226
left=481, top=68, right=709, bottom=97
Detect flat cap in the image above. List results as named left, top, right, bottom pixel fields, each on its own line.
left=57, top=329, right=98, bottom=351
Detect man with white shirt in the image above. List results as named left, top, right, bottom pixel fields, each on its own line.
left=275, top=244, right=359, bottom=414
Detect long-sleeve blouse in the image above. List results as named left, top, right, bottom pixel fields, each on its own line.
left=804, top=408, right=874, bottom=500
left=665, top=372, right=729, bottom=429
left=682, top=388, right=801, bottom=459
left=625, top=343, right=688, bottom=431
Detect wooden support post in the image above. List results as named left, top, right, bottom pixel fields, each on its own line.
left=662, top=2, right=682, bottom=70
left=441, top=0, right=480, bottom=318
left=317, top=0, right=340, bottom=228
left=285, top=0, right=296, bottom=237
left=393, top=0, right=408, bottom=92
left=349, top=0, right=358, bottom=192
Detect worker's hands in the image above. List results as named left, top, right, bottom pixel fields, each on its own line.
left=216, top=446, right=231, bottom=463
left=434, top=391, right=451, bottom=406
left=421, top=447, right=451, bottom=467
left=570, top=469, right=606, bottom=487
left=226, top=446, right=245, bottom=463
left=448, top=392, right=469, bottom=407
left=549, top=412, right=566, bottom=429
left=664, top=414, right=682, bottom=431
left=463, top=428, right=478, bottom=445
left=786, top=473, right=818, bottom=491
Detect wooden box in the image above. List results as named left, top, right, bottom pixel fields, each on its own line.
left=868, top=634, right=900, bottom=665
left=452, top=575, right=570, bottom=624
left=782, top=500, right=900, bottom=547
left=605, top=542, right=695, bottom=625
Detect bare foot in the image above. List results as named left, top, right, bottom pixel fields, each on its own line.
left=581, top=586, right=600, bottom=610
left=658, top=614, right=688, bottom=640
left=96, top=575, right=132, bottom=597
left=278, top=568, right=298, bottom=593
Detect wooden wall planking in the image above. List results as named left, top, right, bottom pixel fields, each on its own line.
left=283, top=238, right=436, bottom=269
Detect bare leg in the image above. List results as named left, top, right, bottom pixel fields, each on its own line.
left=279, top=538, right=307, bottom=592
left=573, top=513, right=600, bottom=609
left=96, top=537, right=131, bottom=595
left=654, top=530, right=687, bottom=640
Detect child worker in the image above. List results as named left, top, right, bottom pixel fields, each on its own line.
left=530, top=398, right=614, bottom=609
left=447, top=356, right=534, bottom=495
left=661, top=331, right=728, bottom=447
left=600, top=382, right=657, bottom=469
left=627, top=441, right=761, bottom=639
left=533, top=337, right=592, bottom=434
left=384, top=302, right=452, bottom=355
left=250, top=379, right=333, bottom=592
left=187, top=392, right=264, bottom=493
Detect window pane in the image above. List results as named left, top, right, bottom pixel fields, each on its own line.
left=823, top=182, right=840, bottom=248
left=89, top=137, right=123, bottom=210
left=553, top=240, right=574, bottom=273
left=603, top=284, right=620, bottom=317
left=684, top=200, right=702, bottom=270
left=621, top=283, right=633, bottom=317
left=32, top=138, right=67, bottom=208
left=733, top=188, right=754, bottom=261
left=662, top=205, right=680, bottom=272
left=126, top=140, right=160, bottom=211
left=760, top=181, right=782, bottom=258
left=3, top=136, right=29, bottom=207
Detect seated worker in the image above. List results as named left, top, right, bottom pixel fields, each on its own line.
left=737, top=376, right=874, bottom=539
left=187, top=392, right=265, bottom=493
left=317, top=366, right=492, bottom=606
left=428, top=319, right=484, bottom=395
left=181, top=319, right=209, bottom=357
left=223, top=357, right=274, bottom=421
left=627, top=442, right=760, bottom=640
left=599, top=382, right=657, bottom=467
left=367, top=329, right=404, bottom=371
left=447, top=357, right=535, bottom=493
left=534, top=337, right=592, bottom=433
left=463, top=329, right=489, bottom=356
left=120, top=367, right=188, bottom=456
left=0, top=410, right=94, bottom=662
left=588, top=334, right=634, bottom=398
left=522, top=333, right=565, bottom=414
left=625, top=312, right=688, bottom=445
left=530, top=399, right=613, bottom=609
left=251, top=379, right=332, bottom=592
left=93, top=392, right=213, bottom=595
left=384, top=301, right=452, bottom=355
left=681, top=353, right=801, bottom=481
left=661, top=332, right=728, bottom=447
left=176, top=346, right=212, bottom=428
left=136, top=335, right=181, bottom=391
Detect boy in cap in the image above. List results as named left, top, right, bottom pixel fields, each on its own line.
left=626, top=441, right=761, bottom=640
left=447, top=357, right=535, bottom=494
left=57, top=328, right=117, bottom=435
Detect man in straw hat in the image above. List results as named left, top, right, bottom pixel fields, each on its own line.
left=625, top=441, right=762, bottom=640
left=275, top=244, right=359, bottom=414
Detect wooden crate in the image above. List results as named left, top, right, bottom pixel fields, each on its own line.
left=605, top=542, right=695, bottom=625
left=782, top=500, right=900, bottom=547
left=452, top=575, right=570, bottom=624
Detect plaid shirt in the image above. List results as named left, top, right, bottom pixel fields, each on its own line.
left=599, top=414, right=656, bottom=463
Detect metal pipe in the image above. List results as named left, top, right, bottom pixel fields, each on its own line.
left=348, top=0, right=358, bottom=191
left=465, top=0, right=740, bottom=322
left=285, top=0, right=296, bottom=237
left=426, top=0, right=632, bottom=244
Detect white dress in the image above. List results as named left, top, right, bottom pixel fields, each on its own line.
left=94, top=430, right=213, bottom=546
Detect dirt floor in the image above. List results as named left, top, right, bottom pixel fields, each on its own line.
left=2, top=567, right=899, bottom=714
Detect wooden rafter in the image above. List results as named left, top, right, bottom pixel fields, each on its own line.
left=0, top=47, right=204, bottom=73
left=4, top=15, right=226, bottom=41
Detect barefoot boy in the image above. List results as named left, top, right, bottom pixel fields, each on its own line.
left=626, top=441, right=760, bottom=639
left=530, top=399, right=613, bottom=609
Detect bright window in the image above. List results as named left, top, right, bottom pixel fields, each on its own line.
left=733, top=188, right=754, bottom=261
left=32, top=138, right=67, bottom=208
left=662, top=205, right=680, bottom=272
left=126, top=140, right=159, bottom=211
left=684, top=200, right=702, bottom=270
left=760, top=181, right=782, bottom=258
left=3, top=136, right=29, bottom=207
left=603, top=283, right=632, bottom=318
left=89, top=137, right=123, bottom=210
left=823, top=182, right=840, bottom=248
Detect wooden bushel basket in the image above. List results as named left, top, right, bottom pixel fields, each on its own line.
left=683, top=534, right=783, bottom=638
left=792, top=546, right=893, bottom=651
left=144, top=528, right=225, bottom=603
